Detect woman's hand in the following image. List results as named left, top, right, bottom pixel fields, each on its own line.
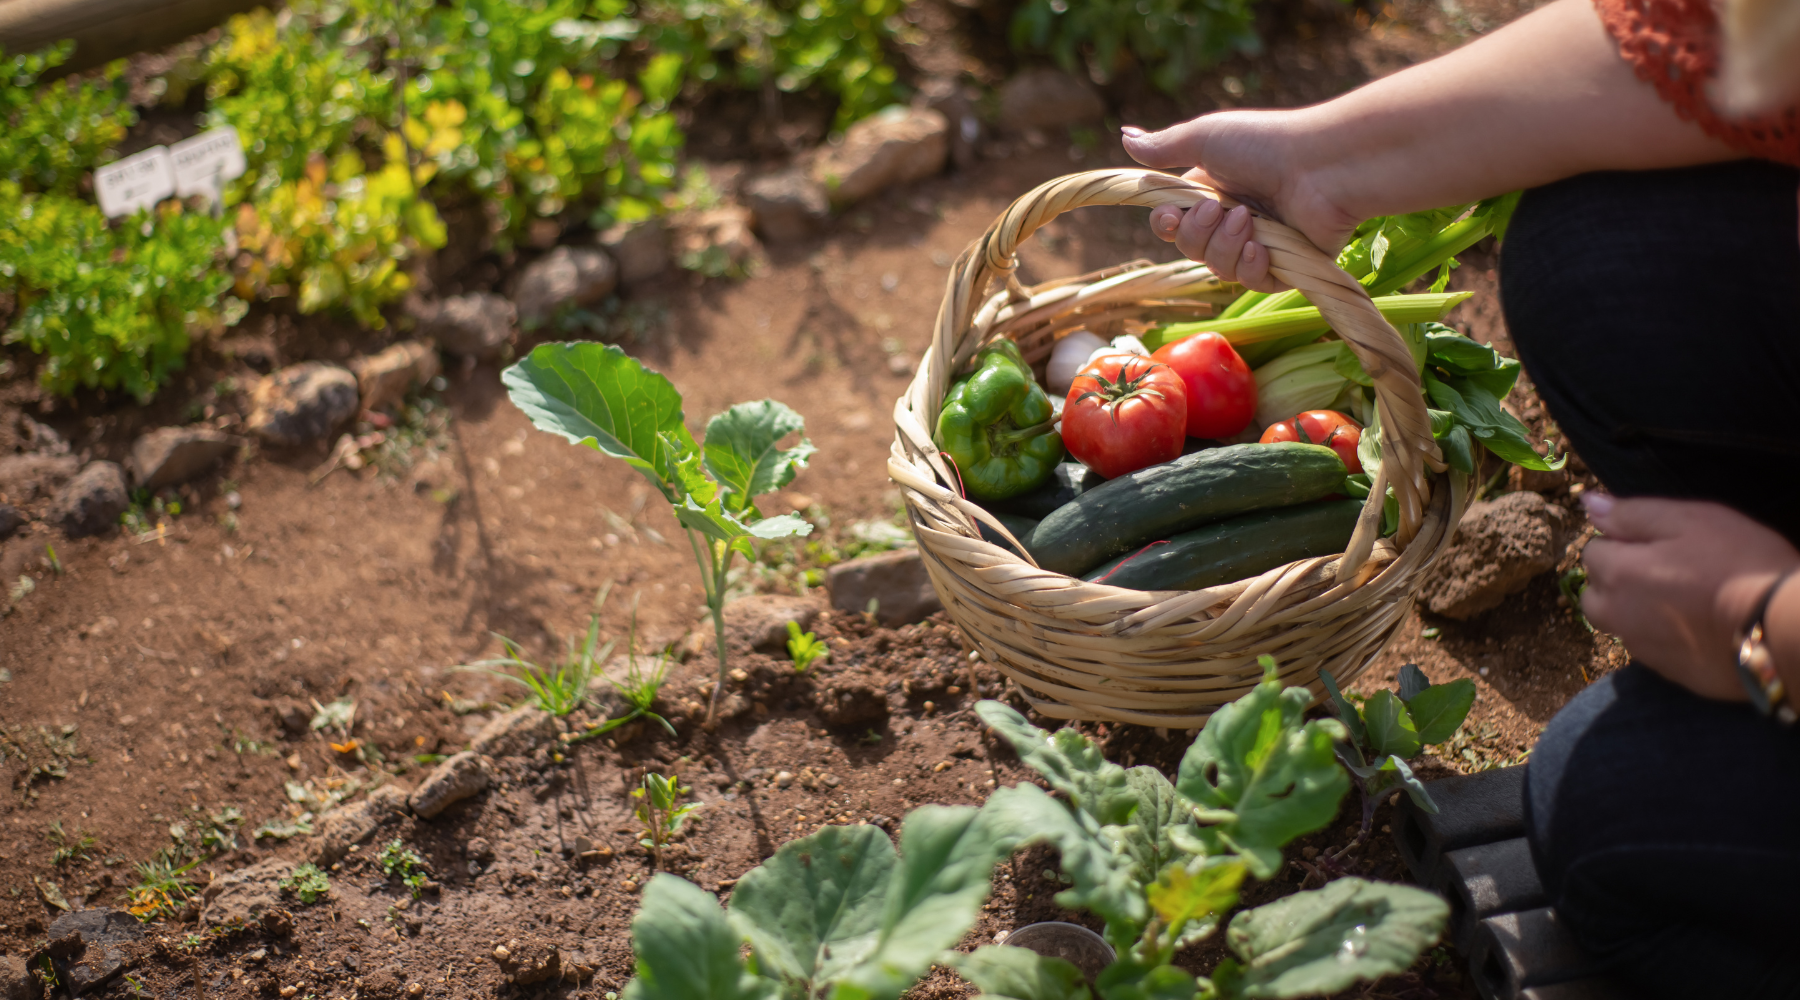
left=1122, top=111, right=1361, bottom=292
left=1580, top=493, right=1800, bottom=702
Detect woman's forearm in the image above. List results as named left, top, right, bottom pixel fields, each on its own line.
left=1293, top=0, right=1741, bottom=219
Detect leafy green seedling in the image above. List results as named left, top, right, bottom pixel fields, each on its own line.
left=47, top=821, right=95, bottom=865
left=309, top=698, right=356, bottom=739
left=280, top=862, right=331, bottom=904
left=124, top=855, right=201, bottom=922
left=785, top=621, right=828, bottom=673
left=633, top=773, right=698, bottom=869
left=1560, top=565, right=1594, bottom=632
left=376, top=839, right=429, bottom=898
left=1320, top=663, right=1477, bottom=836
left=505, top=343, right=815, bottom=723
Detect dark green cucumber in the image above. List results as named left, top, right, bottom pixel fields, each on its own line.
left=1081, top=499, right=1364, bottom=591
left=983, top=462, right=1107, bottom=520
left=977, top=512, right=1039, bottom=556
left=1023, top=442, right=1347, bottom=577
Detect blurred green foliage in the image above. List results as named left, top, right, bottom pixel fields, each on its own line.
left=1011, top=0, right=1265, bottom=92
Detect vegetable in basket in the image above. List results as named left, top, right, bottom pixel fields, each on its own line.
left=1061, top=353, right=1187, bottom=479
left=1082, top=498, right=1364, bottom=591
left=1149, top=331, right=1257, bottom=439
left=1024, top=441, right=1348, bottom=577
left=1261, top=409, right=1363, bottom=474
left=933, top=339, right=1064, bottom=500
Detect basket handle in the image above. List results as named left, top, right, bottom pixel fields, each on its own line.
left=931, top=168, right=1444, bottom=573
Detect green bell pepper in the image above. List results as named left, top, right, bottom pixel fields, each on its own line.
left=933, top=340, right=1064, bottom=500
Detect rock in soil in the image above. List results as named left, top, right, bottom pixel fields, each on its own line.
left=1421, top=490, right=1575, bottom=621
left=46, top=908, right=141, bottom=997
left=743, top=168, right=830, bottom=243
left=491, top=937, right=560, bottom=986
left=514, top=246, right=617, bottom=329
left=826, top=549, right=943, bottom=627
left=998, top=68, right=1105, bottom=132
left=126, top=426, right=242, bottom=490
left=597, top=219, right=670, bottom=288
left=414, top=292, right=516, bottom=359
left=409, top=751, right=490, bottom=819
left=918, top=76, right=982, bottom=169
left=0, top=453, right=78, bottom=503
left=469, top=705, right=557, bottom=757
left=49, top=461, right=127, bottom=538
left=312, top=784, right=409, bottom=865
left=199, top=857, right=292, bottom=928
left=0, top=954, right=39, bottom=1000
left=246, top=362, right=359, bottom=447
left=722, top=593, right=824, bottom=653
left=812, top=106, right=948, bottom=207
left=812, top=665, right=889, bottom=728
left=352, top=341, right=439, bottom=413
left=0, top=503, right=24, bottom=541
left=678, top=206, right=760, bottom=271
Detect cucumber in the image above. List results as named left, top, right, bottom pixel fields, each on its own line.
left=983, top=462, right=1107, bottom=520
left=977, top=512, right=1039, bottom=556
left=1082, top=499, right=1364, bottom=591
left=1023, top=442, right=1348, bottom=577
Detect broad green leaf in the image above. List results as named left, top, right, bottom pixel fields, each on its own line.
left=1096, top=961, right=1196, bottom=1000
left=1405, top=679, right=1475, bottom=745
left=1423, top=330, right=1522, bottom=400
left=623, top=875, right=777, bottom=1000
left=704, top=401, right=817, bottom=515
left=726, top=824, right=894, bottom=990
left=1424, top=372, right=1564, bottom=472
left=977, top=701, right=1137, bottom=827
left=1440, top=424, right=1476, bottom=475
left=1176, top=673, right=1350, bottom=879
left=952, top=946, right=1092, bottom=1000
left=1372, top=755, right=1437, bottom=814
left=1223, top=878, right=1448, bottom=998
left=1146, top=858, right=1246, bottom=947
left=1315, top=668, right=1366, bottom=749
left=1361, top=691, right=1421, bottom=760
left=1107, top=767, right=1193, bottom=889
left=1331, top=343, right=1373, bottom=388
left=981, top=783, right=1148, bottom=949
left=503, top=342, right=697, bottom=499
left=747, top=512, right=813, bottom=540
left=676, top=495, right=753, bottom=546
left=838, top=806, right=1008, bottom=999
left=1396, top=665, right=1429, bottom=702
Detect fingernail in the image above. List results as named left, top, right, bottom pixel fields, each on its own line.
left=1581, top=492, right=1614, bottom=518
left=1194, top=200, right=1221, bottom=225
left=1243, top=241, right=1259, bottom=262
left=1155, top=210, right=1178, bottom=234
left=1225, top=205, right=1250, bottom=235
left=1120, top=125, right=1147, bottom=138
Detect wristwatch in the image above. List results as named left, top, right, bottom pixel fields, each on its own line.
left=1737, top=568, right=1798, bottom=726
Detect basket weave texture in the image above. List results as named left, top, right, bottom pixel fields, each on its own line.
left=887, top=169, right=1473, bottom=727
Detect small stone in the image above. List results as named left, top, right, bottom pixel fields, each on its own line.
left=0, top=453, right=78, bottom=503
left=200, top=857, right=292, bottom=927
left=469, top=705, right=557, bottom=758
left=407, top=984, right=425, bottom=997
left=414, top=293, right=516, bottom=359
left=126, top=426, right=242, bottom=490
left=49, top=461, right=128, bottom=538
left=47, top=908, right=141, bottom=996
left=0, top=953, right=38, bottom=1000
left=597, top=219, right=671, bottom=288
left=246, top=362, right=359, bottom=447
left=718, top=593, right=825, bottom=654
left=620, top=880, right=638, bottom=893
left=826, top=550, right=941, bottom=627
left=774, top=771, right=795, bottom=789
left=812, top=106, right=949, bottom=208
left=0, top=503, right=25, bottom=542
left=492, top=946, right=510, bottom=962
left=514, top=246, right=618, bottom=329
left=999, top=69, right=1104, bottom=133
left=887, top=354, right=914, bottom=375
left=464, top=836, right=494, bottom=861
left=1420, top=491, right=1574, bottom=620
left=743, top=169, right=831, bottom=243
left=409, top=752, right=490, bottom=819
left=280, top=987, right=299, bottom=999
left=351, top=341, right=440, bottom=413
left=815, top=667, right=888, bottom=728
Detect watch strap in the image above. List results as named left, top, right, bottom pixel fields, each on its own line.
left=1737, top=567, right=1799, bottom=725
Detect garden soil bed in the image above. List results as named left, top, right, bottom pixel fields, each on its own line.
left=0, top=0, right=1621, bottom=993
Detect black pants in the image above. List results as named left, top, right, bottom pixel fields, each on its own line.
left=1501, top=160, right=1800, bottom=998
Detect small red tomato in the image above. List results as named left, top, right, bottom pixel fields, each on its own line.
left=1149, top=332, right=1256, bottom=439
left=1261, top=409, right=1363, bottom=473
left=1063, top=355, right=1188, bottom=479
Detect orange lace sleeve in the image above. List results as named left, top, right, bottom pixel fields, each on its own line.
left=1594, top=0, right=1800, bottom=166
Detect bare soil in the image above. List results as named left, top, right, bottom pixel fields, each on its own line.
left=0, top=0, right=1618, bottom=994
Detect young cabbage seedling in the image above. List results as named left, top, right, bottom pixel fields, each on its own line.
left=377, top=839, right=430, bottom=899
left=504, top=342, right=815, bottom=723
left=785, top=621, right=828, bottom=673
left=279, top=862, right=331, bottom=904
left=633, top=772, right=698, bottom=869
left=1319, top=663, right=1476, bottom=840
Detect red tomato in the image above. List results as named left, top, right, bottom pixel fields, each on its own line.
left=1260, top=410, right=1363, bottom=473
left=1063, top=355, right=1187, bottom=479
left=1149, top=333, right=1256, bottom=439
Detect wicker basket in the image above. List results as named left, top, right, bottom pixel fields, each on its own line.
left=887, top=169, right=1472, bottom=728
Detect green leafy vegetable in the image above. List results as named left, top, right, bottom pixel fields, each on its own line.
left=1207, top=878, right=1449, bottom=999
left=1319, top=665, right=1478, bottom=834
left=952, top=946, right=1091, bottom=1000
left=624, top=875, right=777, bottom=1000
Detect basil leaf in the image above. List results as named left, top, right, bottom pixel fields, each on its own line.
left=1424, top=372, right=1564, bottom=472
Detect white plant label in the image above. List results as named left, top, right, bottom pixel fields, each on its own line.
left=93, top=146, right=175, bottom=218
left=169, top=126, right=247, bottom=201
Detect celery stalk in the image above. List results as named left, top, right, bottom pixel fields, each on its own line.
left=1143, top=291, right=1473, bottom=351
